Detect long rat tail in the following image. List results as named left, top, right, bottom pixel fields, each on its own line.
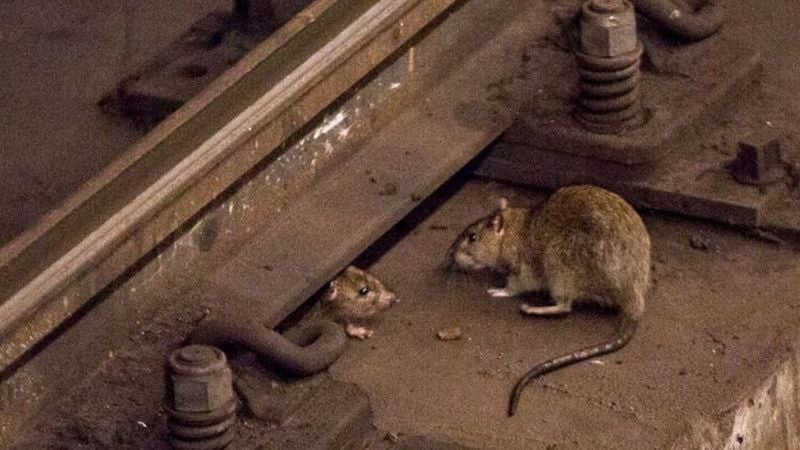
left=507, top=316, right=638, bottom=417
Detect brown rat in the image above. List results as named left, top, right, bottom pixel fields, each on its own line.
left=321, top=265, right=398, bottom=340
left=448, top=185, right=650, bottom=416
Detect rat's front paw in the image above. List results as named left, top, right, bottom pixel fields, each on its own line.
left=346, top=324, right=374, bottom=340
left=487, top=287, right=513, bottom=298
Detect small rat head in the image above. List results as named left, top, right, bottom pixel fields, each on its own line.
left=447, top=197, right=508, bottom=272
left=322, top=266, right=397, bottom=321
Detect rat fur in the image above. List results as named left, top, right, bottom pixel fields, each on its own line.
left=448, top=185, right=650, bottom=416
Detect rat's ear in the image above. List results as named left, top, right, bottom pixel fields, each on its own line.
left=489, top=212, right=504, bottom=233
left=325, top=281, right=338, bottom=301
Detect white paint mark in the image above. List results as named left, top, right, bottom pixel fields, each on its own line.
left=669, top=9, right=682, bottom=19
left=228, top=202, right=235, bottom=214
left=390, top=82, right=402, bottom=90
left=137, top=421, right=148, bottom=428
left=338, top=127, right=351, bottom=139
left=313, top=111, right=347, bottom=139
left=589, top=359, right=605, bottom=365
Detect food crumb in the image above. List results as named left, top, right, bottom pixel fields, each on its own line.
left=437, top=326, right=463, bottom=341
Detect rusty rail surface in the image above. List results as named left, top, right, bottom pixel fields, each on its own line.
left=0, top=0, right=459, bottom=373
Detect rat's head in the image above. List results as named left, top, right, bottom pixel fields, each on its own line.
left=323, top=266, right=398, bottom=320
left=447, top=198, right=509, bottom=272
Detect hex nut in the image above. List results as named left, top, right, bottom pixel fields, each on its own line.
left=580, top=0, right=638, bottom=57
left=167, top=345, right=234, bottom=413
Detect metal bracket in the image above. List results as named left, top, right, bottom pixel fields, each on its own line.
left=188, top=319, right=347, bottom=376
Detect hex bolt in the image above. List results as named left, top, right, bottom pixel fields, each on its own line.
left=580, top=0, right=638, bottom=57
left=165, top=345, right=236, bottom=449
left=574, top=0, right=645, bottom=134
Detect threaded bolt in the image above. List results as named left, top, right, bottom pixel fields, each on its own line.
left=165, top=345, right=236, bottom=449
left=575, top=0, right=644, bottom=133
left=175, top=345, right=218, bottom=366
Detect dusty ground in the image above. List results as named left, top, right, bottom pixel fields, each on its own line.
left=4, top=0, right=800, bottom=448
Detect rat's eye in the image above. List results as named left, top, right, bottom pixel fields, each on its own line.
left=358, top=286, right=370, bottom=296
left=468, top=232, right=477, bottom=242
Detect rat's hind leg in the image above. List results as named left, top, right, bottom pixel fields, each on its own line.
left=519, top=274, right=576, bottom=316
left=519, top=302, right=572, bottom=315
left=487, top=287, right=515, bottom=298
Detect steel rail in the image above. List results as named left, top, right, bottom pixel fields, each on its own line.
left=0, top=0, right=459, bottom=372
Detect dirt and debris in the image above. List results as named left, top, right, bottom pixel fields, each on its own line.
left=379, top=183, right=399, bottom=196
left=689, top=233, right=713, bottom=251
left=10, top=299, right=211, bottom=449
left=385, top=431, right=400, bottom=443
left=437, top=326, right=464, bottom=341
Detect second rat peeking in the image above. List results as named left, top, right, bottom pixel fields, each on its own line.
left=322, top=265, right=398, bottom=340
left=447, top=185, right=651, bottom=416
